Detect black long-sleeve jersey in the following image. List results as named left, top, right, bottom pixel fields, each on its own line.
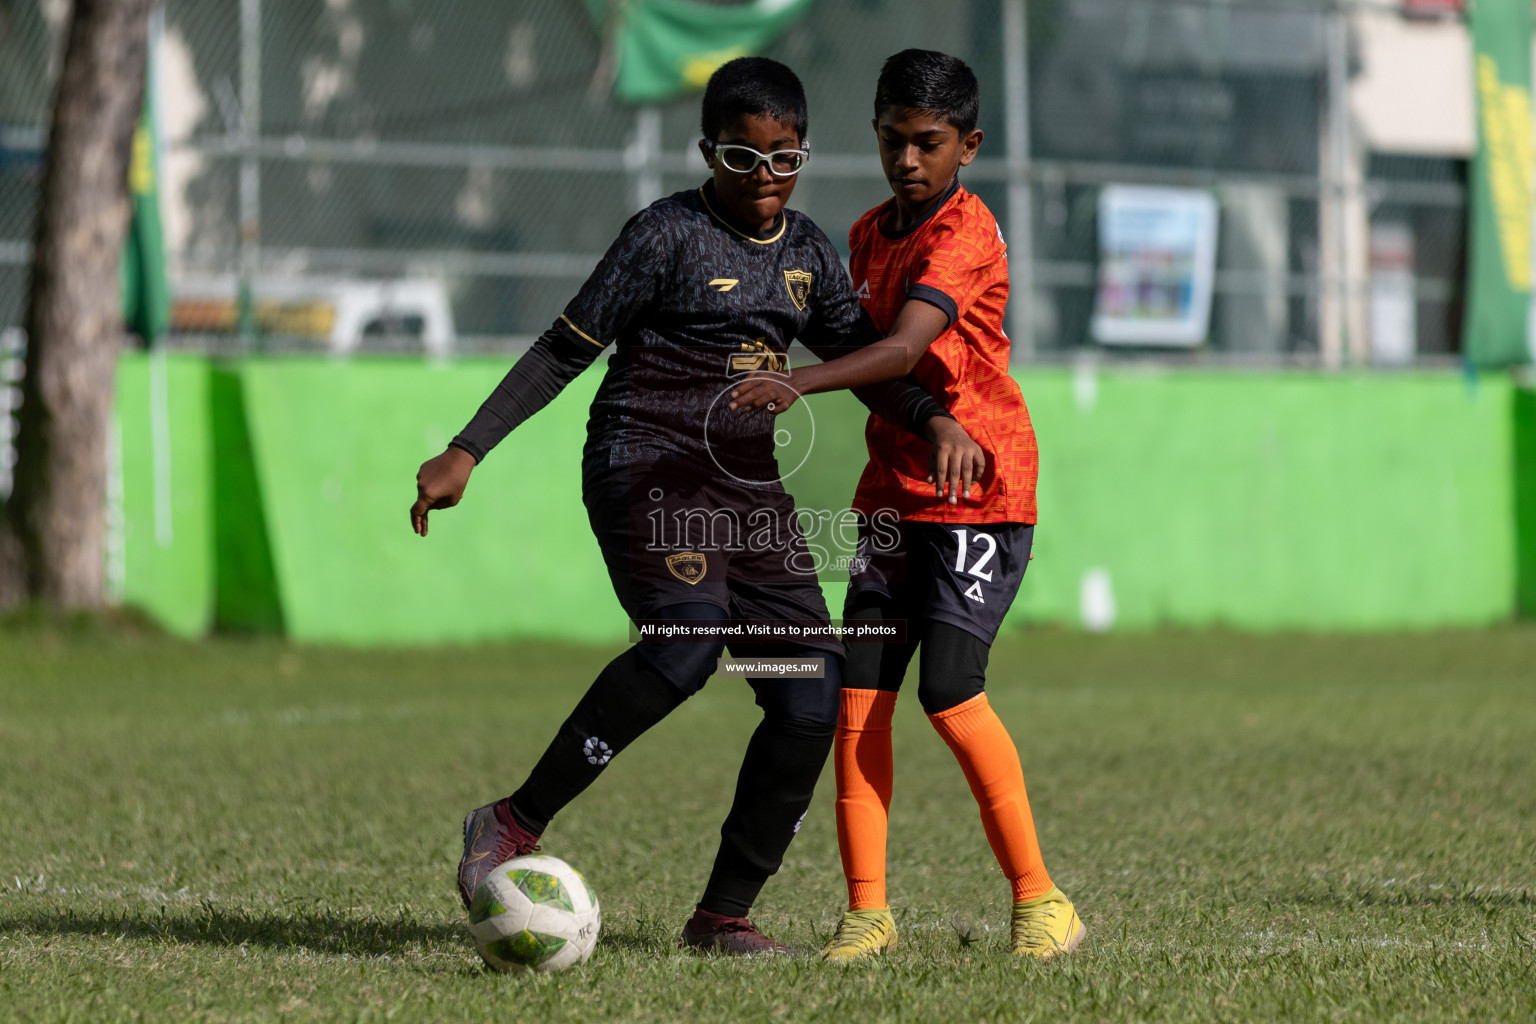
left=453, top=182, right=947, bottom=482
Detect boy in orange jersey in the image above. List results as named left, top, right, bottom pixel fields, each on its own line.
left=830, top=47, right=1083, bottom=960
left=742, top=48, right=1085, bottom=960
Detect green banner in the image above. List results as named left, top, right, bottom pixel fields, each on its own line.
left=586, top=0, right=815, bottom=105
left=121, top=76, right=169, bottom=346
left=1464, top=0, right=1534, bottom=368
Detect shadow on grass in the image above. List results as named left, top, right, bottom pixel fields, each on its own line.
left=6, top=903, right=741, bottom=962
left=0, top=904, right=464, bottom=957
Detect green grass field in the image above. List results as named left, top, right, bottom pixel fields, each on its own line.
left=1, top=622, right=1533, bottom=1022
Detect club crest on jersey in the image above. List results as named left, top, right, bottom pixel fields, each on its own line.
left=783, top=269, right=812, bottom=311
left=665, top=551, right=708, bottom=585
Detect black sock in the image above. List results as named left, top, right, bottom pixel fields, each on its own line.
left=509, top=646, right=688, bottom=834
left=699, top=666, right=840, bottom=917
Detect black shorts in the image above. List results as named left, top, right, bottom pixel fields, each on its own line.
left=844, top=518, right=1033, bottom=646
left=583, top=457, right=841, bottom=656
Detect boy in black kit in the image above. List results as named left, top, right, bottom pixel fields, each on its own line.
left=410, top=57, right=981, bottom=954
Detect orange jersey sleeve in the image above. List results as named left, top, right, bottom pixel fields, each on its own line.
left=909, top=205, right=1008, bottom=328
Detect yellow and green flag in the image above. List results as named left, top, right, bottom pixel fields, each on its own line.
left=121, top=76, right=169, bottom=347
left=586, top=0, right=816, bottom=105
left=1464, top=0, right=1534, bottom=367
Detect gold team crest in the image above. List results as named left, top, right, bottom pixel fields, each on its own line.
left=665, top=551, right=708, bottom=585
left=783, top=269, right=812, bottom=311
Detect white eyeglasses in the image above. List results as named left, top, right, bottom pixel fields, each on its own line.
left=704, top=141, right=811, bottom=178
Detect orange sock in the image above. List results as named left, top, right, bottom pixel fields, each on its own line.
left=834, top=688, right=897, bottom=910
left=927, top=693, right=1053, bottom=902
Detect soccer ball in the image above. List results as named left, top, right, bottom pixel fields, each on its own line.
left=467, top=855, right=600, bottom=973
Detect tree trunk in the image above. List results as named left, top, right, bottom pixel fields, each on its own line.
left=1, top=0, right=157, bottom=609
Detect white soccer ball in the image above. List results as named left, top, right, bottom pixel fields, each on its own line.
left=467, top=854, right=601, bottom=974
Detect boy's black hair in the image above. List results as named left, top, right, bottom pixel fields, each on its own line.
left=700, top=57, right=809, bottom=143
left=874, top=49, right=980, bottom=135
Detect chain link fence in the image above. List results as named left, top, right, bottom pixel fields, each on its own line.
left=0, top=0, right=1478, bottom=364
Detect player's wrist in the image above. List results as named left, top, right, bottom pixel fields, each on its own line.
left=923, top=412, right=959, bottom=442
left=786, top=363, right=820, bottom=396
left=445, top=441, right=480, bottom=468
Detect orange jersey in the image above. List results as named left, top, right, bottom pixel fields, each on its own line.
left=847, top=183, right=1038, bottom=524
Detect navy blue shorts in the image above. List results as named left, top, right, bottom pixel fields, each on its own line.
left=583, top=457, right=842, bottom=657
left=844, top=518, right=1033, bottom=646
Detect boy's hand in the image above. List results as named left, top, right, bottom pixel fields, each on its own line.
left=411, top=445, right=476, bottom=536
left=728, top=372, right=799, bottom=415
left=926, top=416, right=985, bottom=505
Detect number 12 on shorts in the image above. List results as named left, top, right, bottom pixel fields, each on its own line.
left=952, top=529, right=997, bottom=604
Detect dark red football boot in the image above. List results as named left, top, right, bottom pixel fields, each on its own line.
left=679, top=906, right=799, bottom=956
left=456, top=798, right=540, bottom=909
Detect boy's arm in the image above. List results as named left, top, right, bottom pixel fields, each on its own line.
left=411, top=322, right=601, bottom=536
left=411, top=206, right=667, bottom=536
left=787, top=262, right=951, bottom=437
left=849, top=383, right=985, bottom=504
left=847, top=377, right=947, bottom=438
left=814, top=338, right=984, bottom=504
left=449, top=322, right=601, bottom=462
left=736, top=212, right=1001, bottom=412
left=730, top=296, right=950, bottom=414
left=770, top=232, right=953, bottom=416
left=778, top=243, right=984, bottom=502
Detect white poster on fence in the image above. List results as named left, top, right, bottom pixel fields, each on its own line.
left=1091, top=185, right=1219, bottom=347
